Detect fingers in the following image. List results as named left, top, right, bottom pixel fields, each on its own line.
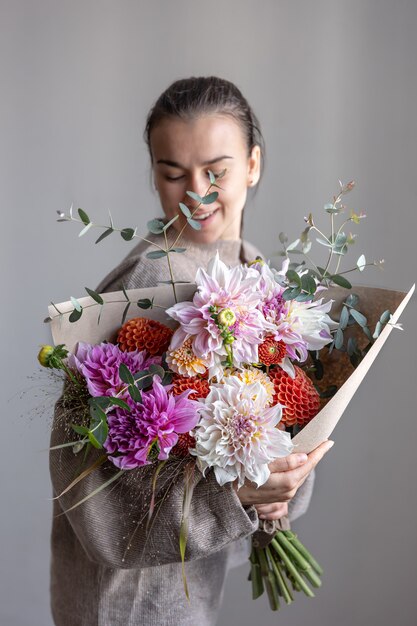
left=268, top=452, right=308, bottom=473
left=255, top=502, right=288, bottom=520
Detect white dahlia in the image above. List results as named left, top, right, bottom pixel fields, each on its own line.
left=191, top=376, right=293, bottom=489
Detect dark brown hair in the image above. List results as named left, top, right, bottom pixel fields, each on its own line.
left=143, top=76, right=265, bottom=181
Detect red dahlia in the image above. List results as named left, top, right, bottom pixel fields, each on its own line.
left=171, top=432, right=196, bottom=458
left=269, top=365, right=320, bottom=428
left=171, top=374, right=210, bottom=400
left=117, top=317, right=173, bottom=356
left=258, top=337, right=287, bottom=366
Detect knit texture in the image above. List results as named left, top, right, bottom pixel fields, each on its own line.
left=49, top=229, right=314, bottom=626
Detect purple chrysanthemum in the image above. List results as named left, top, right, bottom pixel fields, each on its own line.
left=103, top=376, right=201, bottom=469
left=68, top=341, right=161, bottom=398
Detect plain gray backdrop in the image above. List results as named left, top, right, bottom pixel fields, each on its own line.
left=1, top=1, right=416, bottom=625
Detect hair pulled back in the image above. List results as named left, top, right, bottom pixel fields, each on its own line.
left=144, top=76, right=265, bottom=180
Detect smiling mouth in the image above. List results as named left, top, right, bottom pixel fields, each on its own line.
left=193, top=208, right=220, bottom=221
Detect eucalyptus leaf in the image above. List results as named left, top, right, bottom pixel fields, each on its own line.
left=279, top=232, right=288, bottom=244
left=128, top=384, right=142, bottom=403
left=71, top=424, right=89, bottom=435
left=85, top=287, right=104, bottom=305
left=345, top=293, right=359, bottom=307
left=179, top=202, right=191, bottom=217
left=121, top=302, right=130, bottom=326
left=339, top=306, right=349, bottom=330
left=373, top=320, right=383, bottom=339
left=286, top=239, right=300, bottom=252
left=79, top=223, right=93, bottom=237
left=186, top=191, right=203, bottom=203
left=163, top=215, right=179, bottom=230
left=295, top=293, right=314, bottom=302
left=149, top=364, right=166, bottom=378
left=147, top=219, right=165, bottom=234
left=69, top=307, right=83, bottom=323
left=187, top=218, right=202, bottom=230
left=347, top=337, right=358, bottom=356
left=331, top=274, right=352, bottom=289
left=119, top=363, right=135, bottom=385
left=78, top=208, right=90, bottom=225
left=357, top=254, right=366, bottom=271
left=208, top=170, right=216, bottom=184
left=121, top=228, right=135, bottom=241
left=380, top=310, right=391, bottom=324
left=134, top=370, right=153, bottom=389
left=316, top=238, right=332, bottom=248
left=301, top=274, right=316, bottom=294
left=286, top=269, right=302, bottom=288
left=70, top=296, right=82, bottom=312
left=282, top=286, right=301, bottom=300
left=171, top=247, right=187, bottom=253
left=121, top=284, right=130, bottom=301
left=137, top=298, right=153, bottom=309
left=95, top=228, right=114, bottom=244
left=334, top=233, right=347, bottom=248
left=146, top=250, right=168, bottom=259
left=350, top=308, right=368, bottom=327
left=302, top=240, right=312, bottom=254
left=334, top=328, right=344, bottom=349
left=200, top=191, right=219, bottom=204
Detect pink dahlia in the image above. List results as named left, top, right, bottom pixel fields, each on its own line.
left=68, top=341, right=161, bottom=398
left=103, top=376, right=201, bottom=469
left=166, top=253, right=274, bottom=380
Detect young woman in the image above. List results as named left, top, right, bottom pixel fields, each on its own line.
left=49, top=76, right=332, bottom=626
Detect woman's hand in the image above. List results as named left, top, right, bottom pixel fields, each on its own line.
left=234, top=440, right=334, bottom=506
left=255, top=501, right=288, bottom=521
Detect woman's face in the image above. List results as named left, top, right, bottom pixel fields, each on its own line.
left=150, top=114, right=261, bottom=243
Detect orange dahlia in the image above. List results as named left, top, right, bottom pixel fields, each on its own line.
left=171, top=374, right=210, bottom=400
left=258, top=337, right=287, bottom=366
left=269, top=365, right=320, bottom=428
left=117, top=317, right=173, bottom=356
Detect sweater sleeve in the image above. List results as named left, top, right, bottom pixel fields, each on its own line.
left=49, top=408, right=258, bottom=569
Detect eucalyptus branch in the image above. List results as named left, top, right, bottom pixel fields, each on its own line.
left=164, top=229, right=178, bottom=303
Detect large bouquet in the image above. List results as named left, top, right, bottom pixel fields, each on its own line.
left=41, top=176, right=413, bottom=610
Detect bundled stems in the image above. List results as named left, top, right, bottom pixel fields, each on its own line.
left=249, top=529, right=323, bottom=611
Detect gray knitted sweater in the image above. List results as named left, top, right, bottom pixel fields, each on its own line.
left=49, top=230, right=314, bottom=626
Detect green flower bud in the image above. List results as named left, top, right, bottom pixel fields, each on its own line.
left=218, top=308, right=236, bottom=327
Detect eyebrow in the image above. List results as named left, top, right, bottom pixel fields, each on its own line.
left=156, top=155, right=233, bottom=168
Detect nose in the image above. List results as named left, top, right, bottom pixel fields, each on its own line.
left=186, top=171, right=209, bottom=206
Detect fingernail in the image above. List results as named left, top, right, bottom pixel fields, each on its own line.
left=259, top=514, right=266, bottom=519
left=297, top=453, right=308, bottom=463
left=327, top=440, right=335, bottom=449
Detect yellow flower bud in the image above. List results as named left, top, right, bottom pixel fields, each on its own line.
left=37, top=345, right=55, bottom=368
left=218, top=308, right=236, bottom=327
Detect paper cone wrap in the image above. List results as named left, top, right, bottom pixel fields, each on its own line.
left=48, top=283, right=415, bottom=454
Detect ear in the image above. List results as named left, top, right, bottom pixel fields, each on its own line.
left=247, top=145, right=261, bottom=187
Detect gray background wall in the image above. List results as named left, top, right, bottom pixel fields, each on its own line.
left=1, top=1, right=416, bottom=625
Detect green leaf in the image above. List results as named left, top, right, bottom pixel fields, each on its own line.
left=128, top=384, right=142, bottom=403
left=179, top=202, right=191, bottom=217
left=163, top=215, right=179, bottom=230
left=373, top=320, right=383, bottom=339
left=279, top=232, right=288, bottom=245
left=362, top=325, right=373, bottom=341
left=316, top=238, right=332, bottom=248
left=149, top=364, right=165, bottom=379
left=187, top=218, right=202, bottom=230
left=345, top=293, right=359, bottom=307
left=121, top=284, right=129, bottom=301
left=357, top=254, right=366, bottom=271
left=91, top=397, right=111, bottom=409
left=334, top=233, right=347, bottom=248
left=331, top=274, right=352, bottom=289
left=85, top=287, right=104, bottom=305
left=88, top=404, right=108, bottom=448
left=71, top=424, right=89, bottom=435
left=200, top=191, right=219, bottom=205
left=121, top=302, right=130, bottom=326
left=282, top=286, right=301, bottom=300
left=186, top=191, right=203, bottom=203
left=208, top=170, right=216, bottom=184
left=350, top=308, right=368, bottom=327
left=147, top=219, right=165, bottom=234
left=119, top=363, right=135, bottom=385
left=121, top=228, right=135, bottom=241
left=69, top=308, right=83, bottom=323
left=286, top=269, right=302, bottom=288
left=286, top=239, right=300, bottom=252
left=339, top=306, right=349, bottom=330
left=71, top=296, right=82, bottom=311
left=334, top=328, right=344, bottom=349
left=78, top=208, right=90, bottom=225
left=79, top=223, right=93, bottom=237
left=347, top=337, right=359, bottom=356
left=146, top=250, right=168, bottom=259
left=134, top=370, right=153, bottom=389
left=171, top=247, right=186, bottom=253
left=380, top=310, right=391, bottom=324
left=301, top=274, right=316, bottom=294
left=324, top=204, right=340, bottom=214
left=95, top=228, right=113, bottom=244
left=302, top=240, right=312, bottom=254
left=137, top=298, right=153, bottom=309
left=295, top=293, right=314, bottom=302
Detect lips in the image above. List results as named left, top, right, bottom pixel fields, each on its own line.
left=192, top=208, right=220, bottom=221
